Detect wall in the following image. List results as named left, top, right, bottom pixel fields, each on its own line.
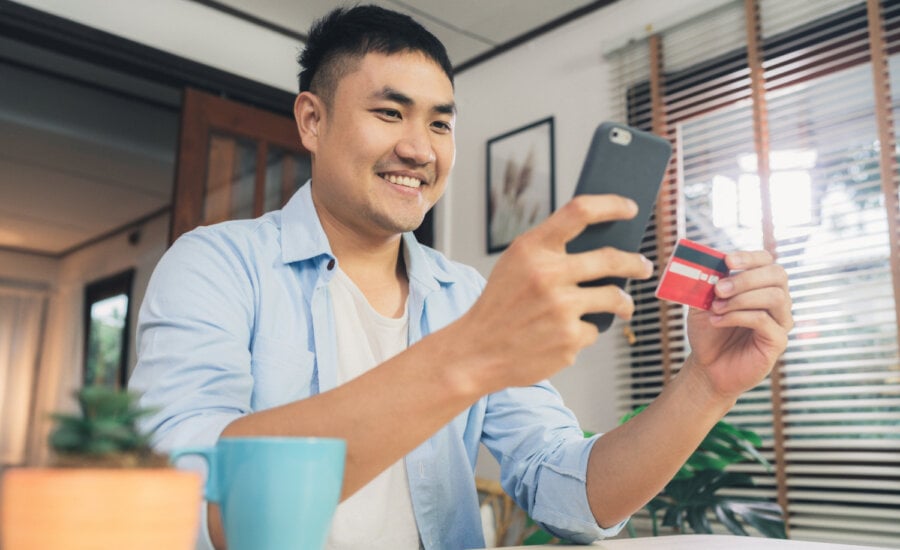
left=24, top=214, right=169, bottom=464
left=0, top=250, right=58, bottom=287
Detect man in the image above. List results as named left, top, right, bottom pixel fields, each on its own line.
left=130, top=5, right=792, bottom=550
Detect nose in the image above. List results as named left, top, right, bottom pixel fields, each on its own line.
left=395, top=126, right=436, bottom=166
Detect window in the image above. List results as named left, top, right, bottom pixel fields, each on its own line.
left=83, top=270, right=134, bottom=389
left=609, top=0, right=900, bottom=546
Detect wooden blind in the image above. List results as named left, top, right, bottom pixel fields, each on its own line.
left=608, top=0, right=900, bottom=546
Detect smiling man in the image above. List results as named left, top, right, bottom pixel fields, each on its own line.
left=130, top=5, right=793, bottom=550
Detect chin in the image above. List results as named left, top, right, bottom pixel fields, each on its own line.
left=368, top=216, right=423, bottom=236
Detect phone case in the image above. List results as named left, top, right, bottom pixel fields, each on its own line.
left=566, top=122, right=672, bottom=332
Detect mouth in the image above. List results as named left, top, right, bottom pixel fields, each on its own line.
left=380, top=173, right=424, bottom=189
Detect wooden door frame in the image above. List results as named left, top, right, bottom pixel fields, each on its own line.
left=171, top=88, right=308, bottom=242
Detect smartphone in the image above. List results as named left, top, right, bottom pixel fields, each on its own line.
left=565, top=122, right=672, bottom=332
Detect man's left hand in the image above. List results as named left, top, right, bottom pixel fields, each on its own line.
left=685, top=250, right=793, bottom=400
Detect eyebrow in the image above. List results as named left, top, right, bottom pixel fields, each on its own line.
left=373, top=86, right=457, bottom=116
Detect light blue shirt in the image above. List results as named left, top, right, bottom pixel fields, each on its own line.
left=130, top=183, right=624, bottom=549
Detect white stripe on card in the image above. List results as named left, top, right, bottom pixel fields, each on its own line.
left=668, top=261, right=704, bottom=281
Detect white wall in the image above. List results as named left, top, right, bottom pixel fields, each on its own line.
left=0, top=251, right=58, bottom=287
left=24, top=215, right=170, bottom=464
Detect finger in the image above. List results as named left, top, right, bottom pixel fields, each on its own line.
left=716, top=263, right=788, bottom=299
left=726, top=250, right=774, bottom=271
left=708, top=309, right=789, bottom=349
left=710, top=287, right=793, bottom=330
left=567, top=247, right=653, bottom=285
left=529, top=194, right=638, bottom=248
left=574, top=284, right=637, bottom=321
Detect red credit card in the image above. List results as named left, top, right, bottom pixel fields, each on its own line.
left=655, top=239, right=729, bottom=310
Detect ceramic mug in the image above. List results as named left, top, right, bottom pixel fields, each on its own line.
left=171, top=436, right=346, bottom=550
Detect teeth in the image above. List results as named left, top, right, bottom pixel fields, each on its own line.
left=383, top=174, right=422, bottom=188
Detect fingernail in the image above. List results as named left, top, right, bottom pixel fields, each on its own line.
left=717, top=280, right=733, bottom=295
left=729, top=254, right=744, bottom=268
left=627, top=199, right=638, bottom=213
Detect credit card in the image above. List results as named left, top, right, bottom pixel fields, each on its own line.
left=655, top=238, right=729, bottom=310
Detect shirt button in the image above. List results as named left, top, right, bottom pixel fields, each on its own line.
left=327, top=259, right=335, bottom=270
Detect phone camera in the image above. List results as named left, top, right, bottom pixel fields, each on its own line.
left=609, top=127, right=632, bottom=146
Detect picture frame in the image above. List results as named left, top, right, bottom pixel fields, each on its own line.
left=486, top=116, right=555, bottom=253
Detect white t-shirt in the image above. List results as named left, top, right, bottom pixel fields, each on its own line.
left=324, top=267, right=421, bottom=550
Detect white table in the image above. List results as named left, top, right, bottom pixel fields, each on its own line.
left=506, top=534, right=881, bottom=549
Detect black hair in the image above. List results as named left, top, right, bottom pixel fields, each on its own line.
left=298, top=5, right=454, bottom=101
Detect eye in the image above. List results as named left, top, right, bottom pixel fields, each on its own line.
left=431, top=120, right=453, bottom=133
left=375, top=108, right=402, bottom=120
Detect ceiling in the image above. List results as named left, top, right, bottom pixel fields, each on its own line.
left=0, top=0, right=609, bottom=257
left=216, top=0, right=605, bottom=67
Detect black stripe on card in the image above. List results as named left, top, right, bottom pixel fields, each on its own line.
left=675, top=244, right=728, bottom=274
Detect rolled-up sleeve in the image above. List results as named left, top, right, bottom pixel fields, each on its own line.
left=480, top=384, right=627, bottom=543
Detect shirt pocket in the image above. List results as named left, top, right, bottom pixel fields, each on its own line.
left=249, top=335, right=316, bottom=411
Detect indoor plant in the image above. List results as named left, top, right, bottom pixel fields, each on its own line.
left=1, top=386, right=202, bottom=550
left=621, top=405, right=787, bottom=539
left=519, top=408, right=786, bottom=545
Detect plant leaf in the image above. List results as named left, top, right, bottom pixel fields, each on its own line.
left=723, top=500, right=787, bottom=539
left=713, top=503, right=749, bottom=536
left=687, top=506, right=713, bottom=534
left=522, top=528, right=554, bottom=545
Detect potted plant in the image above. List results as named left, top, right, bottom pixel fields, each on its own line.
left=1, top=386, right=202, bottom=550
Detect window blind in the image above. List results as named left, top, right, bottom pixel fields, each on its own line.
left=609, top=0, right=900, bottom=545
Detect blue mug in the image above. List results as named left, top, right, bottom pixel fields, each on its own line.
left=171, top=437, right=345, bottom=550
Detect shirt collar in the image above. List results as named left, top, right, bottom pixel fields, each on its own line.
left=280, top=181, right=457, bottom=289
left=281, top=182, right=332, bottom=264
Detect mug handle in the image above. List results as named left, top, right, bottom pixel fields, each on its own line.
left=170, top=447, right=220, bottom=503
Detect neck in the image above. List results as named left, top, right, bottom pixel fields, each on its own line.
left=312, top=194, right=409, bottom=318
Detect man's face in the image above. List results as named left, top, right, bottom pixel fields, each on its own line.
left=306, top=51, right=456, bottom=241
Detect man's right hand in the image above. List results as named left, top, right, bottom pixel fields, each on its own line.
left=450, top=194, right=654, bottom=393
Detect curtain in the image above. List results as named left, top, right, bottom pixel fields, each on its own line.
left=0, top=286, right=47, bottom=465
left=609, top=0, right=900, bottom=546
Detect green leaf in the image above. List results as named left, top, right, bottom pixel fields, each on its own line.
left=625, top=519, right=637, bottom=538
left=696, top=438, right=747, bottom=464
left=687, top=506, right=712, bottom=534
left=733, top=438, right=772, bottom=471
left=618, top=404, right=648, bottom=425
left=49, top=426, right=86, bottom=451
left=523, top=529, right=555, bottom=545
left=724, top=501, right=787, bottom=539
left=661, top=506, right=682, bottom=530
left=684, top=453, right=732, bottom=472
left=85, top=439, right=120, bottom=455
left=713, top=503, right=749, bottom=536
left=50, top=387, right=158, bottom=456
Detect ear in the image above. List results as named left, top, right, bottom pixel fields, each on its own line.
left=294, top=91, right=323, bottom=154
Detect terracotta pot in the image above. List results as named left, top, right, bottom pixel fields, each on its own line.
left=1, top=468, right=202, bottom=550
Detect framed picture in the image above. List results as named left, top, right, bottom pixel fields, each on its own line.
left=486, top=117, right=555, bottom=253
